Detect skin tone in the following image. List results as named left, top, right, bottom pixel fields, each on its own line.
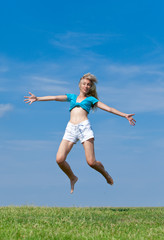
left=24, top=78, right=136, bottom=193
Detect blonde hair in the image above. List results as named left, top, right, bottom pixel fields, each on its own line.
left=80, top=73, right=99, bottom=110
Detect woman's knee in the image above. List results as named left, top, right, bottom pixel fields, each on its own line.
left=87, top=158, right=96, bottom=168
left=56, top=153, right=66, bottom=164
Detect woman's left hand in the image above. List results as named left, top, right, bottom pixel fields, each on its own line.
left=125, top=114, right=136, bottom=126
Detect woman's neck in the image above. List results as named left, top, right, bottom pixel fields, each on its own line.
left=79, top=92, right=87, bottom=98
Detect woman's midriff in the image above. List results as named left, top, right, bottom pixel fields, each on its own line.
left=69, top=107, right=88, bottom=124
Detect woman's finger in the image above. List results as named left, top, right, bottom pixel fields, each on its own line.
left=131, top=121, right=135, bottom=126
left=129, top=119, right=135, bottom=125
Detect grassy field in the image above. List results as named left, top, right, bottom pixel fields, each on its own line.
left=0, top=207, right=164, bottom=240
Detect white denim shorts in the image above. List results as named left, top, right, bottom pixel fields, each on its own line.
left=63, top=119, right=94, bottom=143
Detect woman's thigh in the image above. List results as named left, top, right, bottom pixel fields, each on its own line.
left=82, top=138, right=96, bottom=164
left=56, top=139, right=74, bottom=163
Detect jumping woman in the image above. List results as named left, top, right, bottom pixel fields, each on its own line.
left=24, top=73, right=136, bottom=193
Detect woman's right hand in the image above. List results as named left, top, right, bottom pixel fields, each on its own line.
left=125, top=114, right=136, bottom=126
left=24, top=92, right=37, bottom=104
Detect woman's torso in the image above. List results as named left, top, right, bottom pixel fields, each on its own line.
left=69, top=106, right=88, bottom=124
left=67, top=93, right=98, bottom=124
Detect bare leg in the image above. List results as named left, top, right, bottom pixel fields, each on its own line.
left=56, top=139, right=78, bottom=193
left=83, top=139, right=114, bottom=185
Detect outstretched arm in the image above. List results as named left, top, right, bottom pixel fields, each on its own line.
left=24, top=92, right=67, bottom=104
left=96, top=101, right=136, bottom=126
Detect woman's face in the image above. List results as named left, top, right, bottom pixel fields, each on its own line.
left=79, top=78, right=92, bottom=95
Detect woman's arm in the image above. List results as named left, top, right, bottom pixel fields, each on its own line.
left=96, top=101, right=136, bottom=126
left=24, top=92, right=67, bottom=104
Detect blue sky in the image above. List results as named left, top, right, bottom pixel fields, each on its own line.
left=0, top=0, right=164, bottom=207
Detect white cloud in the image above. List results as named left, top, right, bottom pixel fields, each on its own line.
left=0, top=57, right=9, bottom=73
left=0, top=87, right=6, bottom=92
left=0, top=66, right=8, bottom=72
left=51, top=31, right=121, bottom=51
left=107, top=64, right=141, bottom=75
left=99, top=83, right=164, bottom=113
left=31, top=76, right=69, bottom=85
left=105, top=63, right=164, bottom=80
left=29, top=75, right=72, bottom=94
left=97, top=63, right=164, bottom=113
left=1, top=51, right=164, bottom=114
left=3, top=140, right=57, bottom=151
left=154, top=138, right=164, bottom=149
left=0, top=104, right=13, bottom=117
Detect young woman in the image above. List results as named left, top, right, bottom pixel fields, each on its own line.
left=24, top=73, right=136, bottom=193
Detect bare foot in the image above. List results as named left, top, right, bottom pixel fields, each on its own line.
left=106, top=171, right=114, bottom=185
left=70, top=176, right=78, bottom=194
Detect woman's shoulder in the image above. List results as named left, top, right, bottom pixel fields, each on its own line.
left=67, top=93, right=77, bottom=97
left=66, top=93, right=77, bottom=101
left=87, top=95, right=99, bottom=101
left=88, top=95, right=98, bottom=99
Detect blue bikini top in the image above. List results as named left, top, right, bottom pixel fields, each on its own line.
left=66, top=94, right=99, bottom=113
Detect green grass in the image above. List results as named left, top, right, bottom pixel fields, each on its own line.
left=0, top=207, right=164, bottom=240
